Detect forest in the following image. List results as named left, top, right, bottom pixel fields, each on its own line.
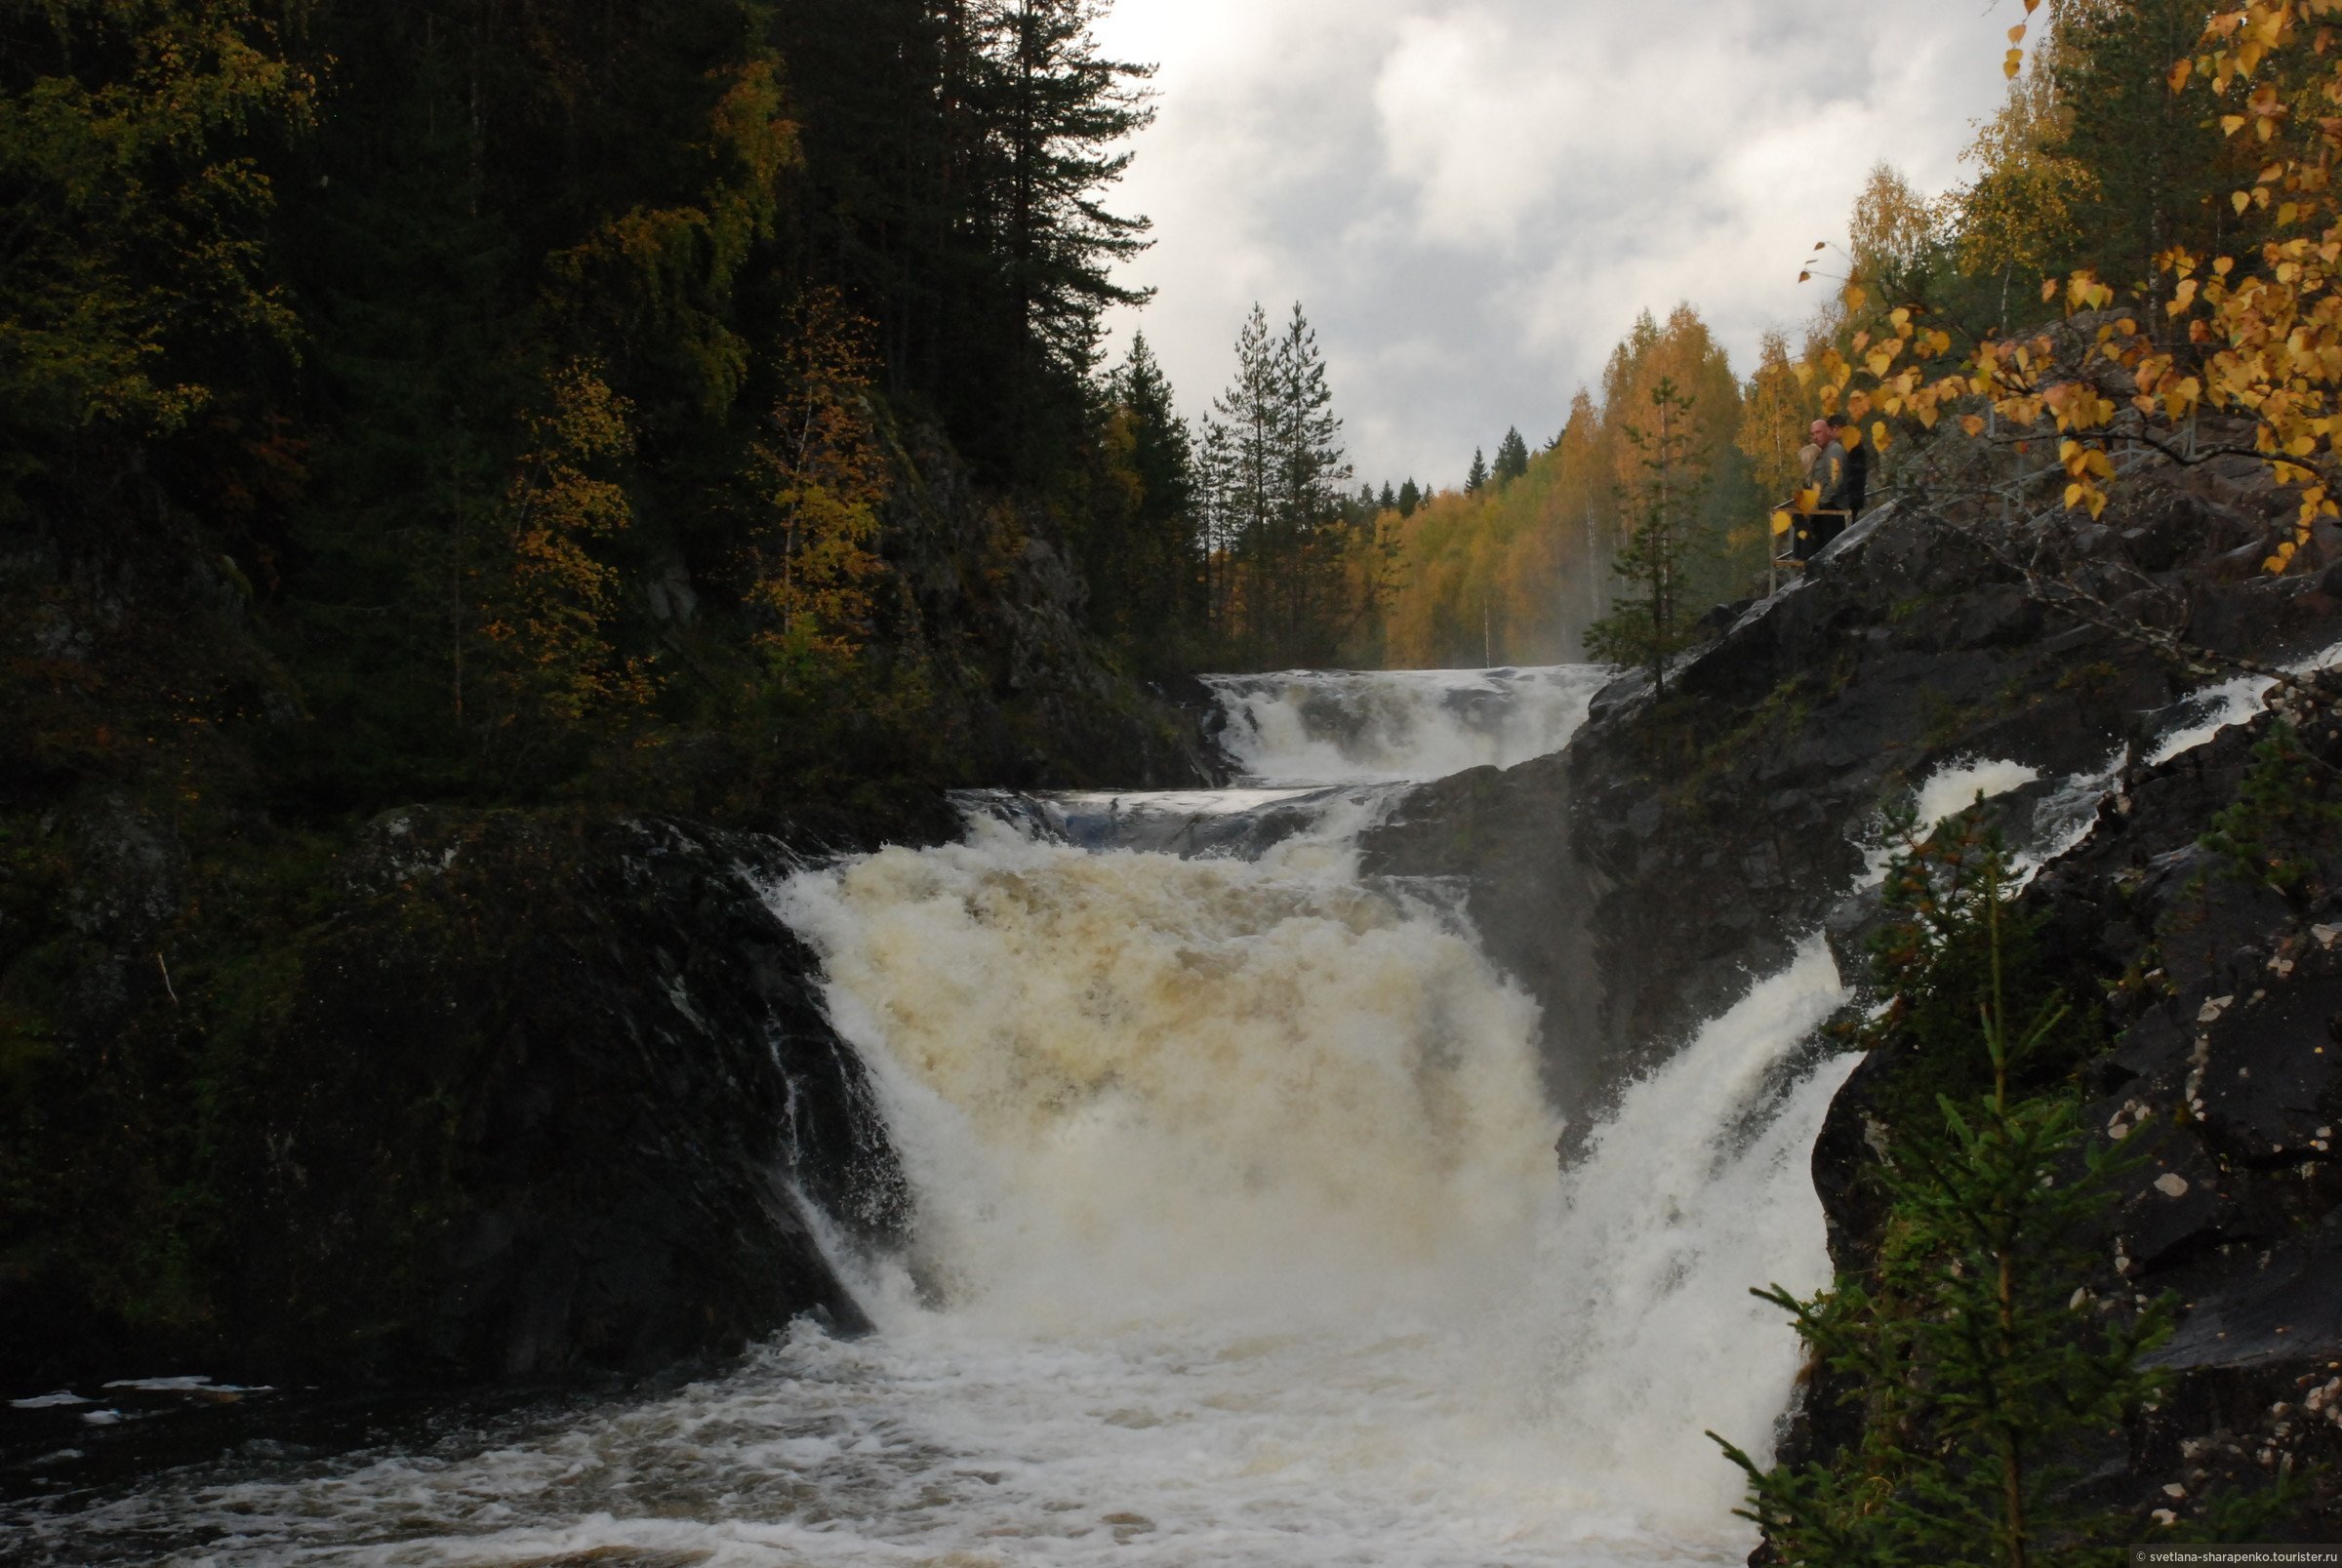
left=0, top=0, right=1212, bottom=824
left=1368, top=0, right=2281, bottom=670
left=2, top=0, right=2263, bottom=766
left=11, top=0, right=2342, bottom=1557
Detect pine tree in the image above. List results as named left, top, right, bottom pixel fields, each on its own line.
left=1378, top=481, right=1397, bottom=511
left=1269, top=301, right=1353, bottom=659
left=1203, top=301, right=1359, bottom=664
left=1397, top=478, right=1421, bottom=517
left=1210, top=303, right=1277, bottom=661
left=1465, top=449, right=1488, bottom=493
left=1584, top=377, right=1707, bottom=697
left=1494, top=425, right=1530, bottom=485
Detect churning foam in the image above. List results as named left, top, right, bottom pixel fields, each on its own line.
left=1208, top=665, right=1615, bottom=785
left=776, top=815, right=1562, bottom=1326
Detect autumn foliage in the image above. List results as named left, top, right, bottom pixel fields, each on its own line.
left=481, top=361, right=659, bottom=730
left=746, top=293, right=889, bottom=673
left=1375, top=306, right=1762, bottom=667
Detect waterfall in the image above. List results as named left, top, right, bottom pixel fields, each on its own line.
left=1206, top=665, right=1615, bottom=785
left=12, top=667, right=1863, bottom=1566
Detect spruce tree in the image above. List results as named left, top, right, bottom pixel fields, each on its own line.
left=1079, top=333, right=1199, bottom=663
left=1398, top=478, right=1421, bottom=517
left=1494, top=425, right=1530, bottom=484
left=1466, top=449, right=1488, bottom=492
left=1714, top=816, right=2182, bottom=1568
left=1269, top=302, right=1353, bottom=662
left=1378, top=481, right=1397, bottom=511
left=1584, top=378, right=1708, bottom=697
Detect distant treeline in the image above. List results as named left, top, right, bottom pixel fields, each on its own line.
left=1350, top=0, right=2269, bottom=672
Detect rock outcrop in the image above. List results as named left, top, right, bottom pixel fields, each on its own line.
left=1371, top=436, right=2342, bottom=1534
left=1367, top=462, right=2342, bottom=1122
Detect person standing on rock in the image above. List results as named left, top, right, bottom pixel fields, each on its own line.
left=1825, top=413, right=1868, bottom=526
left=1795, top=421, right=1846, bottom=562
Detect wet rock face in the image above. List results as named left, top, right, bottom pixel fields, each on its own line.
left=1373, top=461, right=2342, bottom=1128
left=1374, top=454, right=2342, bottom=1530
left=1, top=808, right=906, bottom=1390
left=1368, top=495, right=2236, bottom=1117
left=230, top=808, right=907, bottom=1383
left=1784, top=660, right=2342, bottom=1532
left=2007, top=718, right=2342, bottom=1523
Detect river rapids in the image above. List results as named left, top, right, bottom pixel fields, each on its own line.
left=20, top=665, right=1872, bottom=1567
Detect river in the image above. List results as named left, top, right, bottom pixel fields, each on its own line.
left=17, top=665, right=1863, bottom=1567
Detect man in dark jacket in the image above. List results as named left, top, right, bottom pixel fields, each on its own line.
left=1825, top=414, right=1867, bottom=523
left=1795, top=423, right=1847, bottom=562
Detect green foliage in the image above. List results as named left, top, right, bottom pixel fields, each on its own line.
left=1195, top=302, right=1381, bottom=667
left=0, top=0, right=1232, bottom=1367
left=1068, top=332, right=1203, bottom=673
left=1585, top=377, right=1710, bottom=696
left=1493, top=426, right=1530, bottom=485
left=2054, top=0, right=2249, bottom=302
left=1715, top=818, right=2171, bottom=1568
left=2201, top=721, right=2342, bottom=901
left=0, top=0, right=313, bottom=471
left=774, top=0, right=1154, bottom=487
left=1465, top=447, right=1488, bottom=493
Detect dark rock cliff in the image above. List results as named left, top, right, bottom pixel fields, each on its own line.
left=202, top=809, right=902, bottom=1382
left=1366, top=462, right=2342, bottom=1123
left=1369, top=440, right=2342, bottom=1532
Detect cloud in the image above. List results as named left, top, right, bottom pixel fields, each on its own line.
left=1092, top=0, right=2019, bottom=489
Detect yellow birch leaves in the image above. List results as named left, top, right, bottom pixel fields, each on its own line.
left=485, top=361, right=659, bottom=724
left=1818, top=0, right=2342, bottom=557
left=747, top=291, right=890, bottom=674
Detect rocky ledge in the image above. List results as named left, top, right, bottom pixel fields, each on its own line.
left=1369, top=433, right=2342, bottom=1534
left=4, top=809, right=906, bottom=1395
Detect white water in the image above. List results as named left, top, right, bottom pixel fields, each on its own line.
left=1208, top=665, right=1616, bottom=785
left=15, top=666, right=1862, bottom=1566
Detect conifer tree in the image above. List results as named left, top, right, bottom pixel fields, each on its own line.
left=1465, top=449, right=1488, bottom=493
left=1269, top=301, right=1353, bottom=656
left=1494, top=426, right=1530, bottom=485
left=1715, top=816, right=2178, bottom=1568
left=1210, top=303, right=1276, bottom=659
left=1398, top=478, right=1421, bottom=517
left=1378, top=481, right=1397, bottom=511
left=2056, top=0, right=2242, bottom=306
left=1584, top=378, right=1707, bottom=696
left=1203, top=301, right=1358, bottom=663
left=1076, top=331, right=1199, bottom=662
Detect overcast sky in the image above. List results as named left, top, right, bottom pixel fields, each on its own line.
left=1089, top=0, right=2023, bottom=492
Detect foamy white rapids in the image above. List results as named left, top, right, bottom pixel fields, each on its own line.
left=1209, top=664, right=1614, bottom=785
left=2149, top=634, right=2342, bottom=766
left=15, top=668, right=1860, bottom=1567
